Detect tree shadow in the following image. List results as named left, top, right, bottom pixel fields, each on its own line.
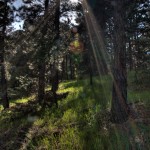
left=0, top=101, right=40, bottom=150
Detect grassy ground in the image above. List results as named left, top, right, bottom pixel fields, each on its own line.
left=0, top=75, right=150, bottom=150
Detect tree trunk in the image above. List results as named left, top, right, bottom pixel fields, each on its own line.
left=51, top=66, right=59, bottom=107
left=111, top=0, right=129, bottom=123
left=38, top=62, right=46, bottom=104
left=70, top=57, right=75, bottom=80
left=84, top=0, right=108, bottom=75
left=38, top=0, right=49, bottom=104
left=0, top=1, right=9, bottom=109
left=128, top=37, right=133, bottom=70
left=0, top=47, right=9, bottom=109
left=89, top=57, right=93, bottom=85
left=61, top=60, right=64, bottom=81
left=50, top=0, right=60, bottom=107
left=65, top=55, right=68, bottom=80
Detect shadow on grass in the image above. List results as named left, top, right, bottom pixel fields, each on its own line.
left=56, top=78, right=113, bottom=149
left=62, top=78, right=110, bottom=111
left=57, top=76, right=150, bottom=150
left=0, top=101, right=41, bottom=150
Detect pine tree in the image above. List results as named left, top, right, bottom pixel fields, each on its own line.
left=110, top=0, right=129, bottom=123
left=0, top=1, right=9, bottom=109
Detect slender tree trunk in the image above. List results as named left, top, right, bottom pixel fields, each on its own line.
left=0, top=40, right=9, bottom=109
left=61, top=55, right=68, bottom=81
left=38, top=62, right=46, bottom=104
left=61, top=60, right=64, bottom=81
left=111, top=0, right=129, bottom=123
left=38, top=0, right=49, bottom=104
left=50, top=0, right=60, bottom=107
left=128, top=37, right=133, bottom=70
left=51, top=66, right=59, bottom=107
left=65, top=55, right=68, bottom=80
left=0, top=1, right=9, bottom=109
left=86, top=43, right=93, bottom=85
left=70, top=57, right=75, bottom=80
left=89, top=57, right=93, bottom=85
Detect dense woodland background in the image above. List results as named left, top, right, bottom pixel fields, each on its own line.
left=0, top=0, right=150, bottom=149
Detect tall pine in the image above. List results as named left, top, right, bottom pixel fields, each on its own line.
left=0, top=1, right=9, bottom=109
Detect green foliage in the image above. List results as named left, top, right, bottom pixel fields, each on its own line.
left=0, top=74, right=150, bottom=149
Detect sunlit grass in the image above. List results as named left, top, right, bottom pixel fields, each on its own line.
left=0, top=95, right=35, bottom=111
left=11, top=95, right=34, bottom=104
left=0, top=73, right=150, bottom=149
left=34, top=118, right=44, bottom=126
left=0, top=105, right=3, bottom=111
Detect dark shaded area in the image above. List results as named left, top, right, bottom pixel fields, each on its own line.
left=0, top=101, right=38, bottom=149
left=43, top=90, right=69, bottom=107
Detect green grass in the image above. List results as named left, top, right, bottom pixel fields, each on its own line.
left=128, top=90, right=150, bottom=105
left=25, top=75, right=150, bottom=149
left=128, top=71, right=150, bottom=106
left=0, top=95, right=35, bottom=111
left=0, top=73, right=150, bottom=149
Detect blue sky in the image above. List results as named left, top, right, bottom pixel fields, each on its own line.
left=13, top=0, right=24, bottom=9
left=11, top=0, right=78, bottom=31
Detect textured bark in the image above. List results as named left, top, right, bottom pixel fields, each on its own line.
left=0, top=49, right=9, bottom=109
left=38, top=62, right=46, bottom=104
left=128, top=37, right=133, bottom=70
left=69, top=57, right=74, bottom=79
left=0, top=1, right=9, bottom=109
left=89, top=58, right=93, bottom=85
left=111, top=0, right=129, bottom=123
left=38, top=0, right=49, bottom=104
left=50, top=0, right=60, bottom=107
left=51, top=67, right=59, bottom=107
left=65, top=55, right=68, bottom=80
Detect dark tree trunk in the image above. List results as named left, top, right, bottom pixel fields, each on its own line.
left=111, top=0, right=129, bottom=123
left=86, top=42, right=93, bottom=85
left=0, top=43, right=9, bottom=109
left=89, top=58, right=93, bottom=85
left=61, top=60, right=64, bottom=81
left=70, top=56, right=73, bottom=79
left=0, top=1, right=9, bottom=109
left=61, top=55, right=68, bottom=81
left=38, top=0, right=49, bottom=104
left=84, top=0, right=108, bottom=75
left=51, top=66, right=59, bottom=107
left=54, top=0, right=60, bottom=34
left=65, top=55, right=68, bottom=80
left=50, top=0, right=60, bottom=107
left=38, top=62, right=46, bottom=104
left=128, top=37, right=133, bottom=70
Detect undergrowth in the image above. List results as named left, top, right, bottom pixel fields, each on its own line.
left=0, top=74, right=150, bottom=149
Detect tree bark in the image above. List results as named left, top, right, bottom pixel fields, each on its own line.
left=0, top=1, right=9, bottom=109
left=89, top=57, right=93, bottom=85
left=0, top=43, right=9, bottom=109
left=38, top=0, right=49, bottom=104
left=51, top=66, right=59, bottom=107
left=38, top=62, right=46, bottom=104
left=50, top=0, right=60, bottom=107
left=128, top=37, right=133, bottom=70
left=69, top=56, right=74, bottom=80
left=111, top=0, right=129, bottom=123
left=65, top=55, right=68, bottom=80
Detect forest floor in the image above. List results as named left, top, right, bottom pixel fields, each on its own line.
left=0, top=75, right=150, bottom=150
